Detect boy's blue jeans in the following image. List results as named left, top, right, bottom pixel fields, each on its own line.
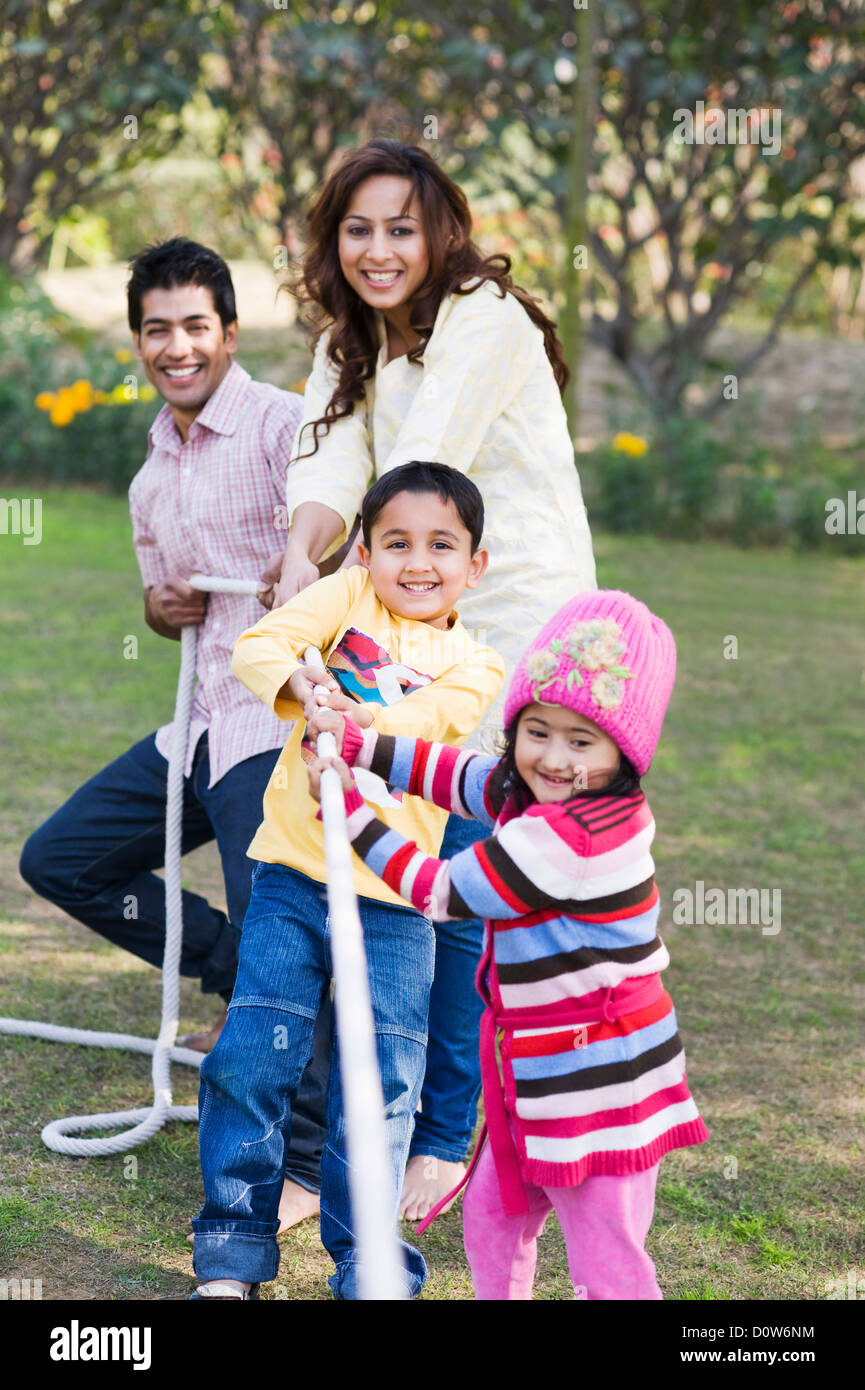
left=192, top=861, right=434, bottom=1299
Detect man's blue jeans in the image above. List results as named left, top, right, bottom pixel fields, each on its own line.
left=18, top=730, right=330, bottom=1193
left=193, top=862, right=433, bottom=1299
left=409, top=812, right=489, bottom=1163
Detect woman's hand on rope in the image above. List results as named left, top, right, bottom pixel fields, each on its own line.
left=306, top=751, right=356, bottom=802
left=260, top=546, right=320, bottom=610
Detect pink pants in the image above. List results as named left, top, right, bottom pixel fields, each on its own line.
left=462, top=1138, right=663, bottom=1300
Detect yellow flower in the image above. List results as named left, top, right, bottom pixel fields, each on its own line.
left=139, top=384, right=157, bottom=402
left=114, top=348, right=133, bottom=363
left=110, top=383, right=132, bottom=403
left=70, top=379, right=94, bottom=412
left=50, top=389, right=76, bottom=427
left=93, top=390, right=107, bottom=403
left=612, top=432, right=649, bottom=457
left=35, top=391, right=56, bottom=410
left=289, top=377, right=308, bottom=395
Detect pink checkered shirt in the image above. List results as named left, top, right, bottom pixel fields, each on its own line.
left=128, top=361, right=304, bottom=787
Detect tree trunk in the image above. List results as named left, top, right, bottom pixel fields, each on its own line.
left=560, top=1, right=596, bottom=443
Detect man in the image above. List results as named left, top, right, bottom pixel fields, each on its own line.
left=19, top=238, right=326, bottom=1228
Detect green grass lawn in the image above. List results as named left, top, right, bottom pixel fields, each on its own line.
left=1, top=488, right=863, bottom=1301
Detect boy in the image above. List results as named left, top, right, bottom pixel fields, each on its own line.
left=191, top=461, right=505, bottom=1300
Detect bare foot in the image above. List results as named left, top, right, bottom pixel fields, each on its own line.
left=277, top=1177, right=320, bottom=1231
left=186, top=1178, right=319, bottom=1245
left=177, top=1007, right=228, bottom=1053
left=399, top=1154, right=466, bottom=1223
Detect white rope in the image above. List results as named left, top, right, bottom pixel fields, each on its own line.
left=0, top=574, right=259, bottom=1155
left=305, top=647, right=408, bottom=1300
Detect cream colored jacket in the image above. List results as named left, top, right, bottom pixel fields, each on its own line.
left=286, top=278, right=597, bottom=743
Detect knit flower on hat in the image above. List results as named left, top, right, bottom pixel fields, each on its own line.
left=561, top=618, right=628, bottom=671
left=524, top=650, right=559, bottom=685
left=527, top=617, right=634, bottom=709
left=591, top=672, right=626, bottom=708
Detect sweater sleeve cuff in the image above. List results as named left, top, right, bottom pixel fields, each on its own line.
left=341, top=716, right=366, bottom=767
left=341, top=717, right=378, bottom=771
left=343, top=785, right=372, bottom=828
left=316, top=784, right=371, bottom=827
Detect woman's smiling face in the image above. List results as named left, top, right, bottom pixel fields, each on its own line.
left=337, top=175, right=430, bottom=316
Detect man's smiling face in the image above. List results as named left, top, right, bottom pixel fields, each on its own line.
left=133, top=283, right=237, bottom=423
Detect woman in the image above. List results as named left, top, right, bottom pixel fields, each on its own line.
left=269, top=138, right=596, bottom=1222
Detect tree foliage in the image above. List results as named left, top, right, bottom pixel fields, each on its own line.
left=3, top=0, right=865, bottom=418
left=0, top=0, right=210, bottom=266
left=586, top=0, right=865, bottom=414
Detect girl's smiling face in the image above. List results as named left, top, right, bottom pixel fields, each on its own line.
left=337, top=175, right=429, bottom=318
left=514, top=703, right=622, bottom=803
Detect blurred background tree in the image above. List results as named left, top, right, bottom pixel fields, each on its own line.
left=0, top=0, right=212, bottom=269
left=586, top=0, right=865, bottom=418
left=1, top=0, right=863, bottom=549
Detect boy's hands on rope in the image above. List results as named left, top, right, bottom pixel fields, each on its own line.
left=287, top=665, right=376, bottom=730
left=283, top=667, right=357, bottom=720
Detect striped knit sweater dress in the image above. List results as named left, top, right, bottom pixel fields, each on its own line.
left=339, top=717, right=708, bottom=1215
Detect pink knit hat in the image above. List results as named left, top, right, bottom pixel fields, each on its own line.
left=503, top=590, right=676, bottom=775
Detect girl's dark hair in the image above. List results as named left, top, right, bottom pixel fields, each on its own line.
left=485, top=711, right=642, bottom=819
left=127, top=238, right=237, bottom=335
left=291, top=138, right=570, bottom=460
left=361, top=460, right=484, bottom=552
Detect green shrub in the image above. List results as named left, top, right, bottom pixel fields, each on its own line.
left=582, top=411, right=863, bottom=551
left=0, top=268, right=158, bottom=492
left=586, top=440, right=659, bottom=534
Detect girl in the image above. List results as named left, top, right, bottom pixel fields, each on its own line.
left=307, top=589, right=709, bottom=1299
left=267, top=136, right=597, bottom=1221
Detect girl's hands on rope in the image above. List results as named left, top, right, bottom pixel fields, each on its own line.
left=306, top=705, right=347, bottom=753
left=306, top=750, right=357, bottom=802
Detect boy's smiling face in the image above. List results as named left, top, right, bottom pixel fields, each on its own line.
left=358, top=490, right=488, bottom=629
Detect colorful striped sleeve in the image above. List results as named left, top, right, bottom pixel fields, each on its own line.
left=343, top=788, right=589, bottom=922
left=342, top=716, right=499, bottom=828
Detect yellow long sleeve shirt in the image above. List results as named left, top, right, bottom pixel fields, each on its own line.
left=231, top=566, right=505, bottom=907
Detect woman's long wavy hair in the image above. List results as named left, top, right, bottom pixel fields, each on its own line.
left=485, top=712, right=642, bottom=820
left=291, top=138, right=570, bottom=460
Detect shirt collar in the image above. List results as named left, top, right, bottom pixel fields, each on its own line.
left=146, top=361, right=251, bottom=454
left=373, top=310, right=388, bottom=367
